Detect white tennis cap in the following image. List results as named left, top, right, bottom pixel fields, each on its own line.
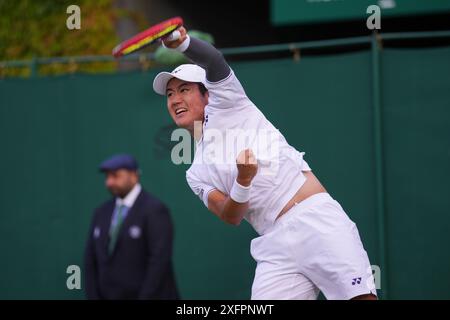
left=153, top=64, right=206, bottom=95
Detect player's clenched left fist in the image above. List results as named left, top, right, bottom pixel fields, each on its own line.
left=236, top=149, right=258, bottom=187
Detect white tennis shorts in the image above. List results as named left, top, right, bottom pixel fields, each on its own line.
left=250, top=192, right=377, bottom=300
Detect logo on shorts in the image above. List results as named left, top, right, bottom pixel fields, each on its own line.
left=352, top=277, right=362, bottom=285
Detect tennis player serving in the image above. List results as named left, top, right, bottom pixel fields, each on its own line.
left=153, top=26, right=377, bottom=300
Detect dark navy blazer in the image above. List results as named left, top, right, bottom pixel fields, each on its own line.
left=84, top=189, right=179, bottom=300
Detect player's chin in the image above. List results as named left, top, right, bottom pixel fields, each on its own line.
left=174, top=114, right=192, bottom=129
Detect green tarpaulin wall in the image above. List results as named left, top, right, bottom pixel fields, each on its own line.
left=270, top=0, right=450, bottom=25
left=1, top=44, right=449, bottom=299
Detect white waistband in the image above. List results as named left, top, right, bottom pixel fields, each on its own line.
left=274, top=192, right=333, bottom=226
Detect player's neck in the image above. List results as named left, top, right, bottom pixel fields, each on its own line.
left=191, top=120, right=203, bottom=142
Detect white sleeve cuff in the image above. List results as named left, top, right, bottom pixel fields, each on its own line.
left=162, top=34, right=191, bottom=53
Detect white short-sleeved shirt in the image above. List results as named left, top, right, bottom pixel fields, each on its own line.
left=186, top=70, right=311, bottom=235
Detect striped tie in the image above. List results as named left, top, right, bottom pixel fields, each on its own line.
left=108, top=204, right=125, bottom=255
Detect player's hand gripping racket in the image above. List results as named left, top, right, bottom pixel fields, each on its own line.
left=112, top=16, right=183, bottom=57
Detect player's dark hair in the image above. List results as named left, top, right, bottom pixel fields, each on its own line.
left=197, top=83, right=208, bottom=96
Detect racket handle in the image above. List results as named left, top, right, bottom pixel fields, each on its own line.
left=165, top=30, right=181, bottom=41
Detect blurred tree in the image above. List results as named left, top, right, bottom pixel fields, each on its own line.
left=0, top=0, right=148, bottom=77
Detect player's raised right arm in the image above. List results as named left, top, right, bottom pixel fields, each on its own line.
left=162, top=26, right=231, bottom=83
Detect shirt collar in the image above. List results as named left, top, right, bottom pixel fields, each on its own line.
left=115, top=183, right=142, bottom=208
